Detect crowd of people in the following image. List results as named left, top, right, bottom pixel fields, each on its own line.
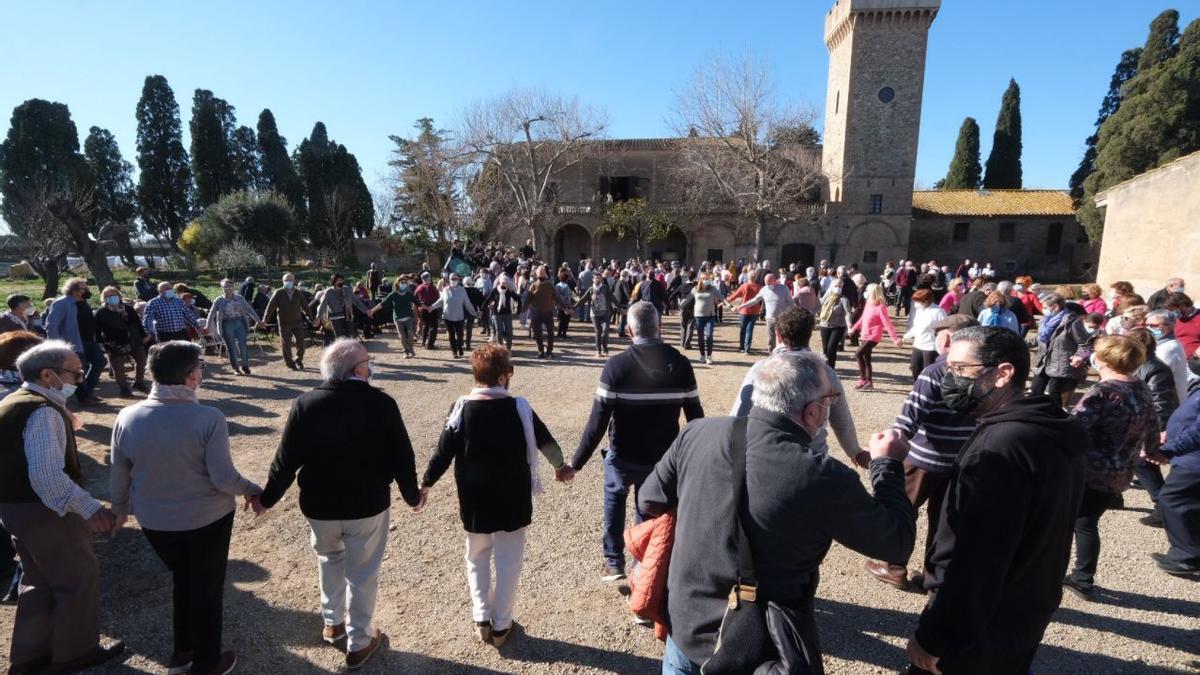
left=0, top=241, right=1197, bottom=675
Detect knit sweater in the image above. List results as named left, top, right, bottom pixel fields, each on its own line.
left=891, top=357, right=977, bottom=473
left=849, top=302, right=898, bottom=343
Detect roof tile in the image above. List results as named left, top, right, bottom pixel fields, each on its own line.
left=912, top=189, right=1075, bottom=217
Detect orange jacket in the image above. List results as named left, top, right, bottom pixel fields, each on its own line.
left=624, top=510, right=676, bottom=642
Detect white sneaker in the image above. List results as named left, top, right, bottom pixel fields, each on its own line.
left=705, top=357, right=713, bottom=365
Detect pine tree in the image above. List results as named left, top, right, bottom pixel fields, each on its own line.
left=983, top=79, right=1023, bottom=189
left=942, top=117, right=982, bottom=189
left=135, top=75, right=193, bottom=249
left=83, top=126, right=138, bottom=265
left=189, top=89, right=241, bottom=207
left=256, top=109, right=307, bottom=237
left=1069, top=49, right=1142, bottom=201
left=1138, top=9, right=1181, bottom=72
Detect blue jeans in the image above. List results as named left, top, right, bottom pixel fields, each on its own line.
left=78, top=341, right=106, bottom=400
left=663, top=636, right=702, bottom=675
left=738, top=314, right=757, bottom=352
left=694, top=316, right=715, bottom=357
left=222, top=319, right=249, bottom=369
left=602, top=454, right=654, bottom=569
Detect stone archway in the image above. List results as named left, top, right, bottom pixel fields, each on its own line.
left=649, top=227, right=688, bottom=263
left=553, top=223, right=591, bottom=266
left=690, top=222, right=737, bottom=265
left=595, top=231, right=641, bottom=263
left=845, top=220, right=903, bottom=273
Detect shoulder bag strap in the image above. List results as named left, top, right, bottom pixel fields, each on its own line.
left=728, top=416, right=756, bottom=589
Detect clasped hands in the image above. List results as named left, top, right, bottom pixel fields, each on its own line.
left=852, top=429, right=910, bottom=469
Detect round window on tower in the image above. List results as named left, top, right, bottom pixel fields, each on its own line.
left=878, top=86, right=896, bottom=103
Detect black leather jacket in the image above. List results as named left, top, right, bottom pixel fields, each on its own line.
left=1136, top=355, right=1180, bottom=428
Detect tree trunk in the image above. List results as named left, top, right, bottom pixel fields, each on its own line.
left=753, top=214, right=768, bottom=263
left=31, top=258, right=62, bottom=300
left=47, top=201, right=116, bottom=288
left=115, top=229, right=137, bottom=267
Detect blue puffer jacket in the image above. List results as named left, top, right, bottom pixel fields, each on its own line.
left=1164, top=388, right=1200, bottom=471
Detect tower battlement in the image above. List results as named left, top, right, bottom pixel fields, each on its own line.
left=825, top=0, right=940, bottom=49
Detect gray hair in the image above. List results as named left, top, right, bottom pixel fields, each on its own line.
left=61, top=277, right=87, bottom=296
left=1147, top=309, right=1177, bottom=329
left=1042, top=293, right=1064, bottom=310
left=16, top=339, right=76, bottom=383
left=751, top=352, right=827, bottom=416
left=320, top=338, right=367, bottom=382
left=626, top=301, right=660, bottom=339
left=996, top=280, right=1013, bottom=295
left=981, top=282, right=998, bottom=294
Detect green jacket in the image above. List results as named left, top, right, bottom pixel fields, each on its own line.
left=377, top=289, right=416, bottom=321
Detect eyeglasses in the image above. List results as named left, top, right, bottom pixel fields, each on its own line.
left=947, top=363, right=995, bottom=377
left=54, top=368, right=85, bottom=384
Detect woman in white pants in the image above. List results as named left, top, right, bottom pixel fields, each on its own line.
left=420, top=343, right=571, bottom=646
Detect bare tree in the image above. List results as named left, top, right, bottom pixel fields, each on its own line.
left=6, top=178, right=117, bottom=293
left=320, top=187, right=359, bottom=264
left=2, top=189, right=73, bottom=298
left=671, top=53, right=826, bottom=260
left=457, top=87, right=606, bottom=255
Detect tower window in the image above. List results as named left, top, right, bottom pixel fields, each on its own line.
left=1046, top=222, right=1063, bottom=255
left=998, top=222, right=1016, bottom=243
left=952, top=222, right=970, bottom=242
left=868, top=194, right=883, bottom=214
left=878, top=87, right=895, bottom=103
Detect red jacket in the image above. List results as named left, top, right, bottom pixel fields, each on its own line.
left=624, top=511, right=676, bottom=642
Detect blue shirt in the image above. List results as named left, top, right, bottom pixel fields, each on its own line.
left=142, top=296, right=201, bottom=337
left=45, top=296, right=83, bottom=352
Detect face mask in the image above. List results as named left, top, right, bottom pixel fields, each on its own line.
left=1175, top=287, right=1186, bottom=294
left=1084, top=326, right=1098, bottom=336
left=1149, top=327, right=1164, bottom=341
left=223, top=288, right=235, bottom=297
left=335, top=282, right=345, bottom=288
left=940, top=369, right=995, bottom=415
left=51, top=371, right=77, bottom=399
left=283, top=281, right=295, bottom=290
left=105, top=295, right=121, bottom=306
left=23, top=306, right=35, bottom=317
left=164, top=290, right=177, bottom=299
left=80, top=289, right=92, bottom=301
left=398, top=283, right=409, bottom=292
left=1090, top=354, right=1100, bottom=372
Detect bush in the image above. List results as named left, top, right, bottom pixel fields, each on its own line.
left=208, top=238, right=266, bottom=278
left=203, top=190, right=296, bottom=264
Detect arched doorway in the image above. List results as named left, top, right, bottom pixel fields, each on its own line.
left=595, top=231, right=640, bottom=263
left=553, top=223, right=591, bottom=266
left=780, top=243, right=816, bottom=270
left=649, top=227, right=688, bottom=264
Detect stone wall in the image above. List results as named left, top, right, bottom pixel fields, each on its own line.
left=909, top=215, right=1096, bottom=281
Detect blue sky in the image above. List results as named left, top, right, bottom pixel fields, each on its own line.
left=2, top=0, right=1196, bottom=199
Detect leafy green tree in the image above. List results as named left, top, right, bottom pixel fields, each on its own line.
left=232, top=125, right=261, bottom=191
left=199, top=189, right=295, bottom=264
left=256, top=109, right=306, bottom=230
left=83, top=126, right=138, bottom=265
left=189, top=89, right=241, bottom=207
left=0, top=99, right=115, bottom=291
left=1139, top=9, right=1181, bottom=72
left=1069, top=48, right=1142, bottom=201
left=596, top=198, right=673, bottom=259
left=983, top=79, right=1023, bottom=189
left=136, top=75, right=193, bottom=251
left=387, top=118, right=461, bottom=256
left=1079, top=18, right=1200, bottom=241
left=942, top=117, right=982, bottom=189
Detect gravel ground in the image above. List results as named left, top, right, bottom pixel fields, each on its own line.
left=2, top=315, right=1197, bottom=674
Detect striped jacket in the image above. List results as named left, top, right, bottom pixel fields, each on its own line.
left=892, top=357, right=977, bottom=473
left=571, top=339, right=704, bottom=469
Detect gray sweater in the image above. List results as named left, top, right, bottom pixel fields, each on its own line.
left=110, top=385, right=259, bottom=531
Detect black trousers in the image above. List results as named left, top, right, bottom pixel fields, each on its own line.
left=910, top=349, right=939, bottom=382
left=1160, top=466, right=1200, bottom=565
left=1134, top=459, right=1166, bottom=511
left=898, top=286, right=914, bottom=315
left=1029, top=373, right=1077, bottom=398
left=820, top=327, right=845, bottom=368
left=1069, top=487, right=1111, bottom=588
left=421, top=308, right=441, bottom=347
left=557, top=309, right=571, bottom=337
left=143, top=512, right=234, bottom=673
left=444, top=319, right=465, bottom=355
left=907, top=643, right=1038, bottom=675
left=532, top=309, right=555, bottom=355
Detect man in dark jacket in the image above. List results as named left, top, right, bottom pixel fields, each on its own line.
left=1147, top=277, right=1186, bottom=311
left=570, top=301, right=704, bottom=580
left=255, top=338, right=422, bottom=670
left=1153, top=387, right=1200, bottom=577
left=641, top=352, right=916, bottom=674
left=907, top=327, right=1087, bottom=675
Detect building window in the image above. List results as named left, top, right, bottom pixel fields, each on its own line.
left=1046, top=222, right=1063, bottom=255
left=706, top=249, right=724, bottom=262
left=1004, top=260, right=1018, bottom=274
left=868, top=194, right=883, bottom=214
left=878, top=87, right=895, bottom=103
left=998, top=222, right=1016, bottom=243
left=952, top=222, right=970, bottom=242
left=599, top=176, right=641, bottom=202
left=1077, top=226, right=1090, bottom=243
left=862, top=250, right=879, bottom=264
left=835, top=91, right=840, bottom=115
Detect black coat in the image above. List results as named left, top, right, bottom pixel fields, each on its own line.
left=260, top=379, right=421, bottom=519
left=917, top=395, right=1087, bottom=662
left=1136, top=356, right=1180, bottom=428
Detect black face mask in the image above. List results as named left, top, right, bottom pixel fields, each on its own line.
left=940, top=368, right=995, bottom=415
left=80, top=289, right=92, bottom=301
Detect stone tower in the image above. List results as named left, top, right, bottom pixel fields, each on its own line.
left=820, top=0, right=939, bottom=270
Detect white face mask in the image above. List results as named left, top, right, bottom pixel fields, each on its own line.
left=51, top=371, right=77, bottom=399
left=22, top=306, right=35, bottom=317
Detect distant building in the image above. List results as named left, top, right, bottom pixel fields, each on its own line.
left=496, top=0, right=1090, bottom=281
left=1095, top=148, right=1200, bottom=296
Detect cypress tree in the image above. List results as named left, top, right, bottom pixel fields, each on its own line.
left=83, top=126, right=138, bottom=264
left=257, top=109, right=307, bottom=225
left=1069, top=48, right=1142, bottom=201
left=189, top=89, right=241, bottom=207
left=942, top=117, right=982, bottom=189
left=135, top=75, right=193, bottom=247
left=1138, top=9, right=1181, bottom=72
left=232, top=125, right=261, bottom=191
left=983, top=79, right=1023, bottom=189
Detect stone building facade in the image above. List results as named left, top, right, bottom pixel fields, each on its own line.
left=496, top=0, right=1089, bottom=283
left=1095, top=149, right=1200, bottom=297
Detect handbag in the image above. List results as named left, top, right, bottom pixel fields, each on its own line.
left=702, top=417, right=819, bottom=675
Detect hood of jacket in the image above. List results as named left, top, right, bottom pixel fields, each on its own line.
left=977, top=394, right=1084, bottom=458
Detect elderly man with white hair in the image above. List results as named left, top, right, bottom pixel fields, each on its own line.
left=261, top=272, right=313, bottom=370
left=255, top=338, right=423, bottom=671
left=0, top=340, right=125, bottom=674
left=640, top=352, right=915, bottom=675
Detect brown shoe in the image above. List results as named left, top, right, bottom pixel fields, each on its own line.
left=48, top=639, right=125, bottom=673
left=475, top=621, right=492, bottom=643
left=864, top=560, right=910, bottom=589
left=490, top=626, right=512, bottom=648
left=166, top=649, right=194, bottom=675
left=346, top=629, right=382, bottom=671
left=190, top=651, right=236, bottom=675
left=322, top=623, right=347, bottom=645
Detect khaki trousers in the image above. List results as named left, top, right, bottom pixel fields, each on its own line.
left=279, top=321, right=307, bottom=367
left=0, top=502, right=100, bottom=668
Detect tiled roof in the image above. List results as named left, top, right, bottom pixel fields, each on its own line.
left=588, top=138, right=690, bottom=151
left=912, top=190, right=1075, bottom=217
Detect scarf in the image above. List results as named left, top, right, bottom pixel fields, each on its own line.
left=818, top=292, right=841, bottom=324
left=445, top=386, right=543, bottom=495
left=149, top=383, right=199, bottom=403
